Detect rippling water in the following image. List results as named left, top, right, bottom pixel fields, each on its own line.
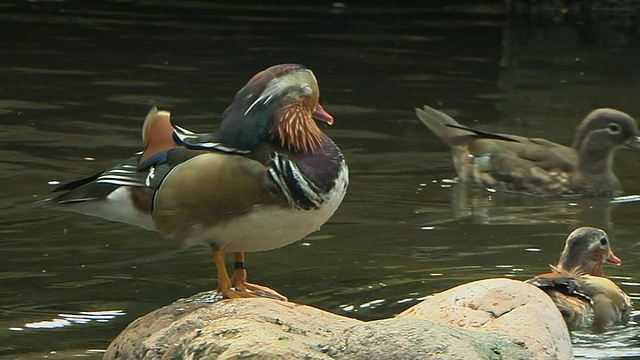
left=2, top=1, right=640, bottom=359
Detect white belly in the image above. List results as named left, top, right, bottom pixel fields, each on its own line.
left=183, top=165, right=348, bottom=252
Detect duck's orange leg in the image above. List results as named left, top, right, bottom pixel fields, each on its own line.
left=230, top=252, right=288, bottom=301
left=212, top=249, right=287, bottom=301
left=212, top=248, right=254, bottom=299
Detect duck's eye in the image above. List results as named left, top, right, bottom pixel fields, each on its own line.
left=607, top=122, right=622, bottom=135
left=600, top=237, right=608, bottom=246
left=301, top=85, right=313, bottom=96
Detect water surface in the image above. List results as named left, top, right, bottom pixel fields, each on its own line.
left=2, top=1, right=640, bottom=359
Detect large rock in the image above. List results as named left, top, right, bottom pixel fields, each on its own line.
left=103, top=292, right=361, bottom=360
left=321, top=317, right=533, bottom=360
left=398, top=278, right=573, bottom=360
left=104, top=278, right=572, bottom=360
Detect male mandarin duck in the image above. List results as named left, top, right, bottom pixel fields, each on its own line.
left=43, top=64, right=348, bottom=301
left=416, top=105, right=640, bottom=197
left=526, top=227, right=632, bottom=331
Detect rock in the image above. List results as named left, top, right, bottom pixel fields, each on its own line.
left=103, top=291, right=362, bottom=360
left=321, top=317, right=533, bottom=360
left=104, top=278, right=573, bottom=360
left=398, top=278, right=573, bottom=360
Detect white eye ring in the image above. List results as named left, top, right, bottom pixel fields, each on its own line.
left=607, top=122, right=622, bottom=135
left=301, top=85, right=313, bottom=96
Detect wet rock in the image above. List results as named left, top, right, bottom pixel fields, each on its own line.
left=398, top=278, right=573, bottom=360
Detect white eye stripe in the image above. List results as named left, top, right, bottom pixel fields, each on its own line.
left=244, top=69, right=316, bottom=116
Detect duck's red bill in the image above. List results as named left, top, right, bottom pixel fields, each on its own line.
left=313, top=104, right=334, bottom=125
left=607, top=250, right=622, bottom=265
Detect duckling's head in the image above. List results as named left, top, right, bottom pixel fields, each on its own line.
left=556, top=227, right=621, bottom=276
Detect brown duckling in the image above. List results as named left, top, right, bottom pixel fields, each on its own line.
left=526, top=227, right=632, bottom=331
left=416, top=105, right=640, bottom=197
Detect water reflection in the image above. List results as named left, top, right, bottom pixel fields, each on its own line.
left=2, top=1, right=640, bottom=359
left=507, top=0, right=640, bottom=47
left=18, top=310, right=125, bottom=330
left=449, top=182, right=616, bottom=230
left=573, top=312, right=640, bottom=359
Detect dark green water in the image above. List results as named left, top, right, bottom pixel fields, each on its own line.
left=1, top=1, right=640, bottom=359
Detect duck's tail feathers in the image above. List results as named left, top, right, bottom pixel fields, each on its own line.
left=416, top=105, right=519, bottom=145
left=445, top=123, right=520, bottom=143
left=415, top=105, right=463, bottom=141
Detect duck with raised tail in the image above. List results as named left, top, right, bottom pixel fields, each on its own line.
left=41, top=64, right=349, bottom=301
left=526, top=227, right=632, bottom=331
left=416, top=105, right=640, bottom=197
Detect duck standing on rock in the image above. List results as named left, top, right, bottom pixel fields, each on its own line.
left=416, top=105, right=640, bottom=197
left=526, top=227, right=632, bottom=331
left=40, top=64, right=349, bottom=301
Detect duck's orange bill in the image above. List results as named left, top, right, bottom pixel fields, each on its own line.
left=313, top=104, right=334, bottom=125
left=607, top=250, right=622, bottom=265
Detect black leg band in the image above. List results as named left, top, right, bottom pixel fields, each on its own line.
left=234, top=261, right=246, bottom=270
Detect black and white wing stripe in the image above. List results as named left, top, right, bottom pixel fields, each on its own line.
left=50, top=152, right=174, bottom=205
left=94, top=153, right=147, bottom=188
left=173, top=125, right=250, bottom=155
left=267, top=153, right=326, bottom=210
left=49, top=154, right=148, bottom=204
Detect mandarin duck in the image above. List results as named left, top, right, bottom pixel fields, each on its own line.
left=416, top=105, right=640, bottom=197
left=526, top=227, right=632, bottom=331
left=42, top=64, right=348, bottom=301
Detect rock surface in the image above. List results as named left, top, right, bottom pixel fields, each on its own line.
left=322, top=317, right=533, bottom=360
left=104, top=278, right=573, bottom=360
left=103, top=292, right=361, bottom=360
left=398, top=278, right=573, bottom=360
